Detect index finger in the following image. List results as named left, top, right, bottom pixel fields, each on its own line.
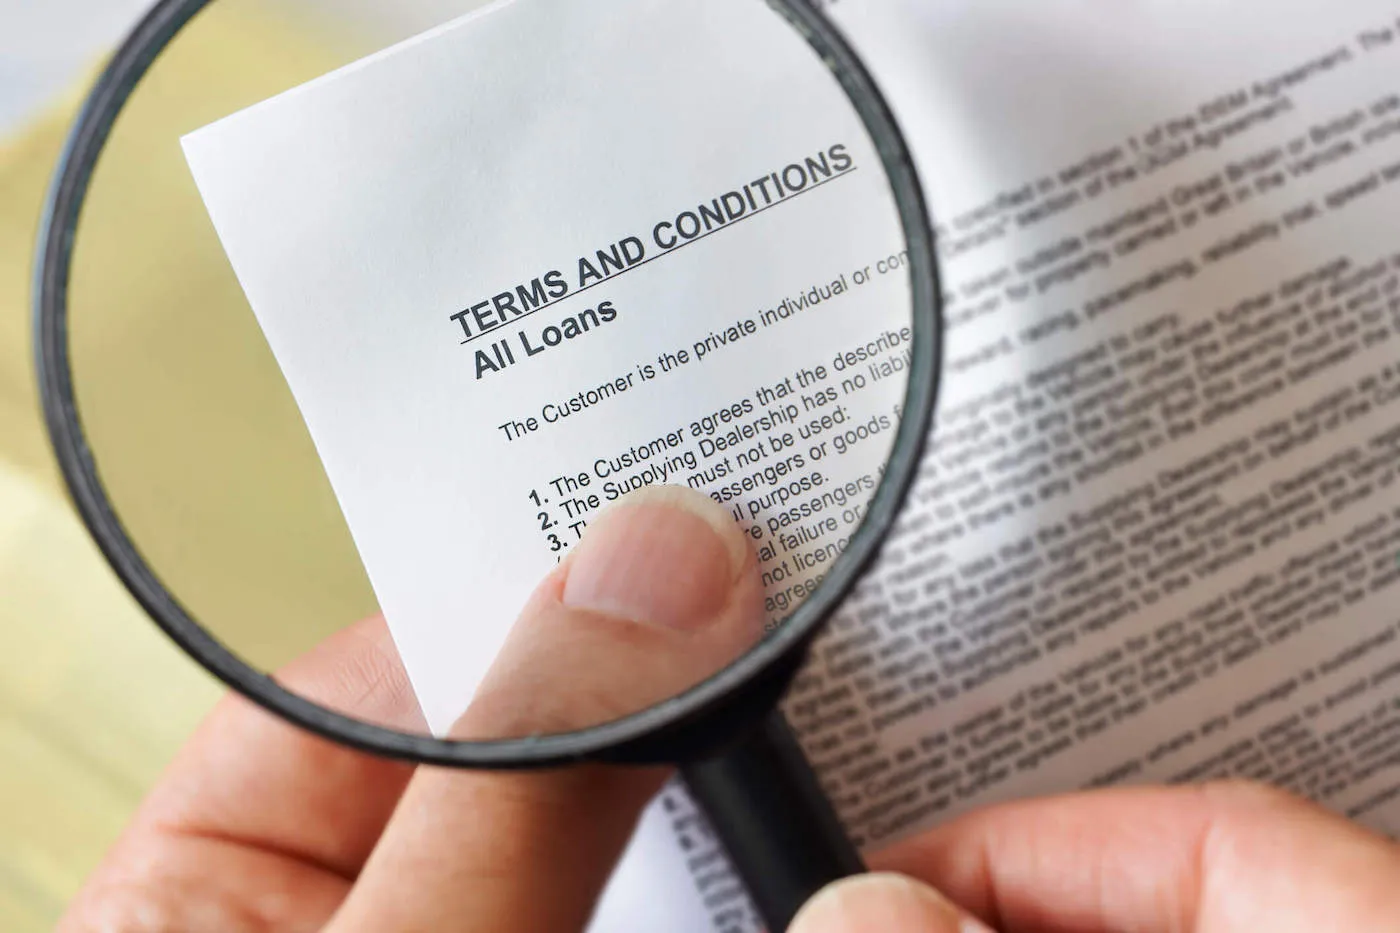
left=871, top=782, right=1400, bottom=933
left=59, top=615, right=422, bottom=932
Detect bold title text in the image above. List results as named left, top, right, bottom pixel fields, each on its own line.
left=449, top=143, right=855, bottom=380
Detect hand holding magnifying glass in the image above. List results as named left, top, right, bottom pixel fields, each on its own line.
left=38, top=3, right=940, bottom=926
left=59, top=486, right=1400, bottom=933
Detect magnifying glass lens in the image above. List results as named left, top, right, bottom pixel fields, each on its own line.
left=62, top=0, right=932, bottom=749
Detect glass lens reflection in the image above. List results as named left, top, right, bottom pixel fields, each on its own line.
left=69, top=0, right=918, bottom=741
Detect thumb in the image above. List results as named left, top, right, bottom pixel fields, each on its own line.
left=463, top=483, right=766, bottom=738
left=329, top=485, right=764, bottom=933
left=791, top=875, right=996, bottom=933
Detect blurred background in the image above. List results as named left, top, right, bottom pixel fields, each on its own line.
left=0, top=1, right=488, bottom=927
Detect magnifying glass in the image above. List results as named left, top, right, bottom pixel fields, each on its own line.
left=35, top=1, right=942, bottom=929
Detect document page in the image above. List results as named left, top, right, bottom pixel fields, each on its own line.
left=590, top=2, right=1400, bottom=931
left=183, top=0, right=914, bottom=733
left=182, top=0, right=1400, bottom=931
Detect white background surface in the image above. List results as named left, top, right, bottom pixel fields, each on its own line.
left=0, top=0, right=490, bottom=137
left=0, top=0, right=153, bottom=136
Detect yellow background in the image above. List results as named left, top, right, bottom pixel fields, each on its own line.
left=1, top=5, right=380, bottom=927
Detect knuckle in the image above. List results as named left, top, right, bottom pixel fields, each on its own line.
left=1199, top=779, right=1304, bottom=812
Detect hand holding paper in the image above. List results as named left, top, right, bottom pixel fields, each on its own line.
left=46, top=0, right=1400, bottom=930
left=60, top=486, right=768, bottom=932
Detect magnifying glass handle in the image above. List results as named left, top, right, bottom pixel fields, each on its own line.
left=681, top=709, right=865, bottom=931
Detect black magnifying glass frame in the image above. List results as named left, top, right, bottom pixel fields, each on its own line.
left=33, top=0, right=945, bottom=771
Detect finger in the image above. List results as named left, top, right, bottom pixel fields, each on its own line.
left=61, top=616, right=421, bottom=931
left=329, top=485, right=765, bottom=933
left=870, top=781, right=1400, bottom=933
left=143, top=616, right=424, bottom=871
left=465, top=483, right=765, bottom=737
left=791, top=874, right=995, bottom=933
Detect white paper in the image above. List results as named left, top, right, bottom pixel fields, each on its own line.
left=184, top=0, right=1400, bottom=930
left=183, top=0, right=914, bottom=733
left=599, top=1, right=1400, bottom=929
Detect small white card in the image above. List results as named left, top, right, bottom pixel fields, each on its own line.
left=183, top=0, right=911, bottom=732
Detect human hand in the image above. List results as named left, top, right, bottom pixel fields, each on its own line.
left=64, top=479, right=1399, bottom=933
left=59, top=485, right=765, bottom=932
left=790, top=781, right=1400, bottom=933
